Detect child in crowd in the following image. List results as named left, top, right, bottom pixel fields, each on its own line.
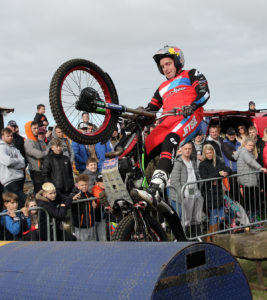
left=70, top=174, right=97, bottom=241
left=1, top=192, right=30, bottom=240
left=33, top=104, right=49, bottom=128
left=23, top=196, right=39, bottom=241
left=82, top=157, right=98, bottom=192
left=91, top=174, right=107, bottom=241
left=36, top=182, right=75, bottom=241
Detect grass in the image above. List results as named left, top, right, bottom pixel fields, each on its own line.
left=238, top=259, right=267, bottom=300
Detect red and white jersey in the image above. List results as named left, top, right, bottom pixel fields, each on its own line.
left=144, top=69, right=210, bottom=157
left=148, top=69, right=209, bottom=114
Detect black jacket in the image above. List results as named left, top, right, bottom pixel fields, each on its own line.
left=70, top=187, right=95, bottom=228
left=42, top=150, right=74, bottom=195
left=13, top=132, right=26, bottom=159
left=204, top=137, right=223, bottom=158
left=256, top=136, right=265, bottom=166
left=34, top=113, right=48, bottom=127
left=36, top=190, right=72, bottom=241
left=199, top=157, right=232, bottom=209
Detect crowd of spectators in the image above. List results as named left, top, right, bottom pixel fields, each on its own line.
left=0, top=104, right=124, bottom=241
left=168, top=123, right=267, bottom=240
left=0, top=102, right=267, bottom=242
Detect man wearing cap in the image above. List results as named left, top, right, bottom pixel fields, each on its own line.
left=222, top=128, right=241, bottom=200
left=192, top=130, right=205, bottom=165
left=24, top=121, right=49, bottom=193
left=38, top=127, right=52, bottom=145
left=7, top=120, right=25, bottom=159
left=71, top=122, right=90, bottom=173
left=0, top=127, right=26, bottom=208
left=222, top=128, right=241, bottom=173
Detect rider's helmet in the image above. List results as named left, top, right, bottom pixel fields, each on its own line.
left=153, top=45, right=185, bottom=75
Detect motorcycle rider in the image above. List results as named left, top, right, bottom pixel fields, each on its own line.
left=132, top=45, right=210, bottom=205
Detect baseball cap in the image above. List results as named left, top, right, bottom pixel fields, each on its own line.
left=226, top=127, right=236, bottom=135
left=78, top=122, right=88, bottom=129
left=7, top=120, right=18, bottom=127
left=96, top=174, right=103, bottom=182
left=38, top=127, right=46, bottom=134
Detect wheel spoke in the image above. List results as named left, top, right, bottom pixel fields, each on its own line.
left=50, top=59, right=118, bottom=144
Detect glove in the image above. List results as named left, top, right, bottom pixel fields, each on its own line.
left=182, top=105, right=195, bottom=118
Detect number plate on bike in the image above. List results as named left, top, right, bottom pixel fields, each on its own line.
left=102, top=158, right=133, bottom=207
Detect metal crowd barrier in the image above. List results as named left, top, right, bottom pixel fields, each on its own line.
left=0, top=207, right=50, bottom=241
left=3, top=171, right=265, bottom=243
left=174, top=170, right=267, bottom=240
left=51, top=197, right=121, bottom=242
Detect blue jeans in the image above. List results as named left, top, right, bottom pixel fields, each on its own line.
left=171, top=200, right=182, bottom=218
left=209, top=208, right=224, bottom=225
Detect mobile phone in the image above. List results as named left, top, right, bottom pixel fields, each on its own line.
left=48, top=126, right=53, bottom=131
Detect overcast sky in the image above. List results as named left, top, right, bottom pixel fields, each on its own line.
left=1, top=0, right=267, bottom=134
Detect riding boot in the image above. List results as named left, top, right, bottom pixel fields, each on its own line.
left=131, top=170, right=168, bottom=207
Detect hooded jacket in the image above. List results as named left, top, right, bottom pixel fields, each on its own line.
left=0, top=139, right=25, bottom=186
left=24, top=121, right=49, bottom=171
left=233, top=147, right=262, bottom=187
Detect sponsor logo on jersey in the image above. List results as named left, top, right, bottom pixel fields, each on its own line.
left=182, top=116, right=198, bottom=137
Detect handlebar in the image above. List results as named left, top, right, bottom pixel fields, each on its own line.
left=121, top=107, right=184, bottom=121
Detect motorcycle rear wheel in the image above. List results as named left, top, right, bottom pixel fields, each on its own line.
left=49, top=59, right=119, bottom=144
left=111, top=214, right=168, bottom=241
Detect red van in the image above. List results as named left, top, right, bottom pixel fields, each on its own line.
left=203, top=109, right=267, bottom=138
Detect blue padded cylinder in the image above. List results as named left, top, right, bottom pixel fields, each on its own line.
left=0, top=242, right=251, bottom=299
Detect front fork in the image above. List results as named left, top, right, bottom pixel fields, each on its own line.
left=132, top=201, right=149, bottom=240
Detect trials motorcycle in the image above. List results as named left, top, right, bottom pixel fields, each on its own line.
left=49, top=59, right=186, bottom=241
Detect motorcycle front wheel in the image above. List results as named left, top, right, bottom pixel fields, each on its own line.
left=49, top=59, right=119, bottom=144
left=111, top=214, right=168, bottom=241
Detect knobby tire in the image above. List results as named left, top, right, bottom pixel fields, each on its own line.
left=111, top=214, right=168, bottom=241
left=49, top=59, right=119, bottom=144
